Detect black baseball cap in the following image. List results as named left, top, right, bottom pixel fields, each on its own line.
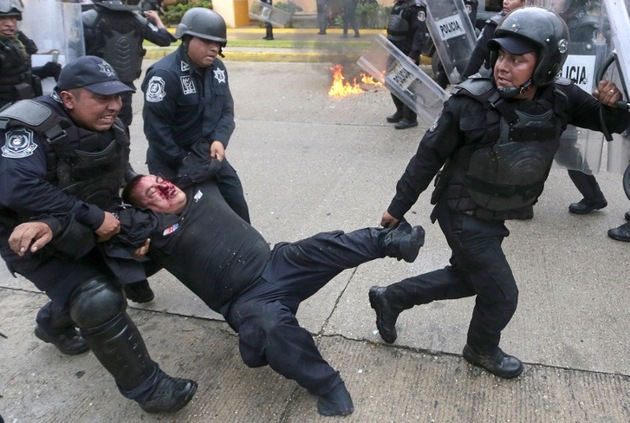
left=55, top=56, right=135, bottom=95
left=488, top=36, right=537, bottom=55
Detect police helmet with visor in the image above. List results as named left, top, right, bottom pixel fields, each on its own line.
left=175, top=7, right=227, bottom=47
left=488, top=7, right=570, bottom=87
left=0, top=0, right=23, bottom=20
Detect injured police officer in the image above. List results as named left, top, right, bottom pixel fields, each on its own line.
left=8, top=154, right=426, bottom=417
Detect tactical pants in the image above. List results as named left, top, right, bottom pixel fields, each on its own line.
left=217, top=159, right=251, bottom=224
left=222, top=227, right=387, bottom=397
left=391, top=93, right=417, bottom=123
left=383, top=201, right=518, bottom=354
left=341, top=0, right=359, bottom=36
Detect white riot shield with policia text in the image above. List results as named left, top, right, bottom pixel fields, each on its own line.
left=357, top=34, right=449, bottom=124
left=249, top=0, right=292, bottom=27
left=531, top=0, right=611, bottom=174
left=423, top=0, right=476, bottom=85
left=20, top=0, right=85, bottom=94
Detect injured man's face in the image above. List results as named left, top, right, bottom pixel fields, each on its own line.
left=126, top=175, right=188, bottom=214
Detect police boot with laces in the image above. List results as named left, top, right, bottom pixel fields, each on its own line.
left=34, top=325, right=90, bottom=355
left=369, top=286, right=400, bottom=343
left=381, top=221, right=425, bottom=263
left=139, top=373, right=198, bottom=413
left=462, top=344, right=523, bottom=379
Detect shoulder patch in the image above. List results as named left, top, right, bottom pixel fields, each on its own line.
left=145, top=76, right=167, bottom=102
left=2, top=128, right=38, bottom=158
left=213, top=68, right=226, bottom=84
left=180, top=75, right=196, bottom=95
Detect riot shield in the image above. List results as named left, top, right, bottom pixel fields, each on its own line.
left=423, top=0, right=477, bottom=85
left=601, top=0, right=630, bottom=174
left=530, top=0, right=611, bottom=174
left=20, top=0, right=85, bottom=94
left=249, top=0, right=292, bottom=27
left=357, top=34, right=449, bottom=124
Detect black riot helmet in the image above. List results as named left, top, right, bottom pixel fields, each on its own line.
left=0, top=0, right=23, bottom=20
left=175, top=7, right=227, bottom=47
left=92, top=0, right=140, bottom=12
left=489, top=7, right=570, bottom=87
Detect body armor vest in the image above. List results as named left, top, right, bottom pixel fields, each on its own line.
left=387, top=1, right=412, bottom=41
left=0, top=33, right=37, bottom=105
left=83, top=9, right=146, bottom=83
left=437, top=78, right=566, bottom=217
left=0, top=97, right=130, bottom=209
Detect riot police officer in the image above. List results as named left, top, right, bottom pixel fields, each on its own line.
left=386, top=0, right=427, bottom=129
left=141, top=8, right=250, bottom=223
left=0, top=0, right=61, bottom=109
left=82, top=0, right=174, bottom=126
left=0, top=56, right=196, bottom=413
left=369, top=7, right=628, bottom=378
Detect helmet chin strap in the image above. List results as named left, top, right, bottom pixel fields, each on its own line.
left=498, top=79, right=534, bottom=98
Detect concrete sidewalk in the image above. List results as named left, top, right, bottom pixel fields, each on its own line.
left=1, top=43, right=630, bottom=422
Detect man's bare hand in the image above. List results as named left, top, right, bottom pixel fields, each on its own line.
left=381, top=211, right=399, bottom=228
left=210, top=140, right=225, bottom=162
left=133, top=239, right=151, bottom=258
left=95, top=212, right=120, bottom=242
left=8, top=222, right=53, bottom=256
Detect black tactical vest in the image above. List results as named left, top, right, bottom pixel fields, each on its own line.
left=437, top=78, right=567, bottom=219
left=0, top=96, right=130, bottom=209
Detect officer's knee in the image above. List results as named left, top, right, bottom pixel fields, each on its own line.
left=237, top=301, right=290, bottom=368
left=70, top=276, right=125, bottom=329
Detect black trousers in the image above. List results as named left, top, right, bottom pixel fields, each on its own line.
left=391, top=93, right=417, bottom=122
left=217, top=159, right=250, bottom=223
left=222, top=227, right=387, bottom=397
left=384, top=201, right=518, bottom=354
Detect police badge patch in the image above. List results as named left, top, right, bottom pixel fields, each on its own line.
left=180, top=76, right=196, bottom=95
left=145, top=76, right=167, bottom=102
left=417, top=10, right=426, bottom=22
left=213, top=68, right=226, bottom=84
left=2, top=128, right=38, bottom=158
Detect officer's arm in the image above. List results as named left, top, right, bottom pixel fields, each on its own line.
left=138, top=13, right=175, bottom=46
left=408, top=6, right=427, bottom=61
left=562, top=82, right=629, bottom=135
left=141, top=68, right=187, bottom=166
left=209, top=66, right=236, bottom=149
left=387, top=100, right=463, bottom=219
left=0, top=134, right=106, bottom=231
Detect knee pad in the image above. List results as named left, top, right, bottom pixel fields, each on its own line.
left=70, top=276, right=126, bottom=329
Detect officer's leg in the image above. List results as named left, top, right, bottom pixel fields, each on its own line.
left=228, top=299, right=353, bottom=416
left=388, top=94, right=404, bottom=122
left=70, top=276, right=197, bottom=412
left=217, top=159, right=250, bottom=223
left=263, top=223, right=424, bottom=302
left=567, top=170, right=607, bottom=214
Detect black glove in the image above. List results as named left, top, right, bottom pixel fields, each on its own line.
left=33, top=61, right=62, bottom=80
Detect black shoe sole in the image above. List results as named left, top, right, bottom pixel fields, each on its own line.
left=462, top=345, right=523, bottom=379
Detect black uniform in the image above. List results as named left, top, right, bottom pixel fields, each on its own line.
left=44, top=175, right=419, bottom=399
left=261, top=0, right=274, bottom=40
left=0, top=31, right=59, bottom=108
left=141, top=46, right=250, bottom=223
left=82, top=4, right=174, bottom=125
left=380, top=77, right=628, bottom=355
left=460, top=12, right=503, bottom=80
left=386, top=0, right=427, bottom=125
left=341, top=0, right=359, bottom=38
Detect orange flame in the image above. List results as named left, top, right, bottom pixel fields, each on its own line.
left=328, top=65, right=364, bottom=97
left=328, top=65, right=382, bottom=98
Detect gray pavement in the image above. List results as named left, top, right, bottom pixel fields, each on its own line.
left=2, top=29, right=630, bottom=422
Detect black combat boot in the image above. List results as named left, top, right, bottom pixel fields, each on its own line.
left=124, top=279, right=155, bottom=304
left=567, top=170, right=607, bottom=214
left=368, top=286, right=400, bottom=343
left=386, top=110, right=403, bottom=123
left=608, top=222, right=630, bottom=242
left=380, top=221, right=425, bottom=263
left=462, top=344, right=523, bottom=379
left=80, top=312, right=196, bottom=412
left=34, top=325, right=89, bottom=355
left=317, top=382, right=354, bottom=416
